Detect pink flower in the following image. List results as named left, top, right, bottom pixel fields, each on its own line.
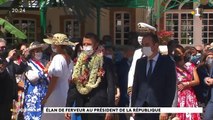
left=97, top=68, right=105, bottom=77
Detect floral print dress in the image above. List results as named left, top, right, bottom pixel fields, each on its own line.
left=176, top=62, right=201, bottom=120
left=24, top=59, right=48, bottom=120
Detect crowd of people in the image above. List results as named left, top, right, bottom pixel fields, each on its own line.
left=0, top=24, right=213, bottom=120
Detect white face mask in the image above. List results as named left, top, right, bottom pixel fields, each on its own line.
left=77, top=52, right=81, bottom=57
left=34, top=52, right=42, bottom=60
left=138, top=36, right=143, bottom=45
left=106, top=55, right=113, bottom=59
left=83, top=45, right=93, bottom=52
left=51, top=45, right=57, bottom=53
left=142, top=47, right=153, bottom=57
left=206, top=58, right=213, bottom=66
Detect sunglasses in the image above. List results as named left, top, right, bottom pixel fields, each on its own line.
left=0, top=46, right=6, bottom=50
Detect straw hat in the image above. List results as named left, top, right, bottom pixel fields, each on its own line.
left=137, top=22, right=157, bottom=33
left=43, top=33, right=77, bottom=46
left=27, top=41, right=48, bottom=52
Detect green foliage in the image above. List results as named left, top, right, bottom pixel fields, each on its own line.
left=0, top=0, right=7, bottom=5
left=0, top=18, right=27, bottom=40
left=154, top=0, right=199, bottom=20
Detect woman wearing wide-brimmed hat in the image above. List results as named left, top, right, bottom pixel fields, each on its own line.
left=41, top=33, right=75, bottom=120
left=23, top=41, right=49, bottom=120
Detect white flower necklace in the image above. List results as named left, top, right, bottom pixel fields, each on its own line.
left=72, top=46, right=105, bottom=95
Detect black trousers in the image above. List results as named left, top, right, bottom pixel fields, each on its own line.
left=135, top=102, right=159, bottom=120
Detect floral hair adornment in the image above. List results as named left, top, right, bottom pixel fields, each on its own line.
left=157, top=30, right=174, bottom=44
left=157, top=30, right=174, bottom=39
left=72, top=45, right=105, bottom=95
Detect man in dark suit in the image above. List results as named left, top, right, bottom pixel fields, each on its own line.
left=204, top=53, right=213, bottom=120
left=131, top=33, right=176, bottom=120
left=65, top=33, right=115, bottom=120
left=116, top=46, right=134, bottom=120
left=0, top=38, right=27, bottom=120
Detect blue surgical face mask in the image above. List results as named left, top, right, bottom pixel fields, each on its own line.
left=206, top=58, right=213, bottom=66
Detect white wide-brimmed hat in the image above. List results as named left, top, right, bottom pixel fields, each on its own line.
left=27, top=41, right=48, bottom=52
left=43, top=33, right=77, bottom=46
left=137, top=22, right=157, bottom=32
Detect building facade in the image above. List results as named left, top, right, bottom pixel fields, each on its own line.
left=0, top=0, right=213, bottom=47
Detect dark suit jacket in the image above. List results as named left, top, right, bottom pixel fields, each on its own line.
left=0, top=69, right=14, bottom=104
left=115, top=57, right=130, bottom=106
left=131, top=54, right=176, bottom=107
left=7, top=61, right=27, bottom=100
left=66, top=57, right=116, bottom=107
left=195, top=65, right=211, bottom=104
left=209, top=66, right=213, bottom=102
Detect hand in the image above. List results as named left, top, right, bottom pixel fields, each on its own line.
left=46, top=61, right=51, bottom=69
left=130, top=113, right=135, bottom=119
left=177, top=82, right=186, bottom=91
left=105, top=113, right=112, bottom=120
left=115, top=94, right=120, bottom=106
left=18, top=80, right=24, bottom=88
left=7, top=49, right=16, bottom=60
left=159, top=113, right=168, bottom=120
left=168, top=113, right=176, bottom=120
left=22, top=49, right=30, bottom=59
left=127, top=87, right=132, bottom=96
left=205, top=77, right=213, bottom=86
left=177, top=82, right=184, bottom=91
left=43, top=61, right=51, bottom=73
left=64, top=113, right=71, bottom=120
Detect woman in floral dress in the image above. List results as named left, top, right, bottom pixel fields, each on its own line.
left=24, top=42, right=49, bottom=120
left=173, top=46, right=201, bottom=120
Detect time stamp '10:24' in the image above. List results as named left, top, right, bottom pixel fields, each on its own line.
left=11, top=8, right=26, bottom=13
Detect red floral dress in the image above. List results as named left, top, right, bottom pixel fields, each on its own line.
left=176, top=62, right=201, bottom=120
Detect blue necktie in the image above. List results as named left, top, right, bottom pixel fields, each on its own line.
left=147, top=60, right=153, bottom=80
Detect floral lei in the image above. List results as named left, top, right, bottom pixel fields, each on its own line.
left=72, top=46, right=105, bottom=95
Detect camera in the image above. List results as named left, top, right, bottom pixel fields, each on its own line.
left=0, top=57, right=6, bottom=73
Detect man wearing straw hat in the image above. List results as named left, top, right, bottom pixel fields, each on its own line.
left=42, top=33, right=75, bottom=120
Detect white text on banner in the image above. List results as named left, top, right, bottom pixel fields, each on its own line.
left=43, top=107, right=203, bottom=113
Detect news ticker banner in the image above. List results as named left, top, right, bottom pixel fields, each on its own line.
left=43, top=107, right=203, bottom=113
